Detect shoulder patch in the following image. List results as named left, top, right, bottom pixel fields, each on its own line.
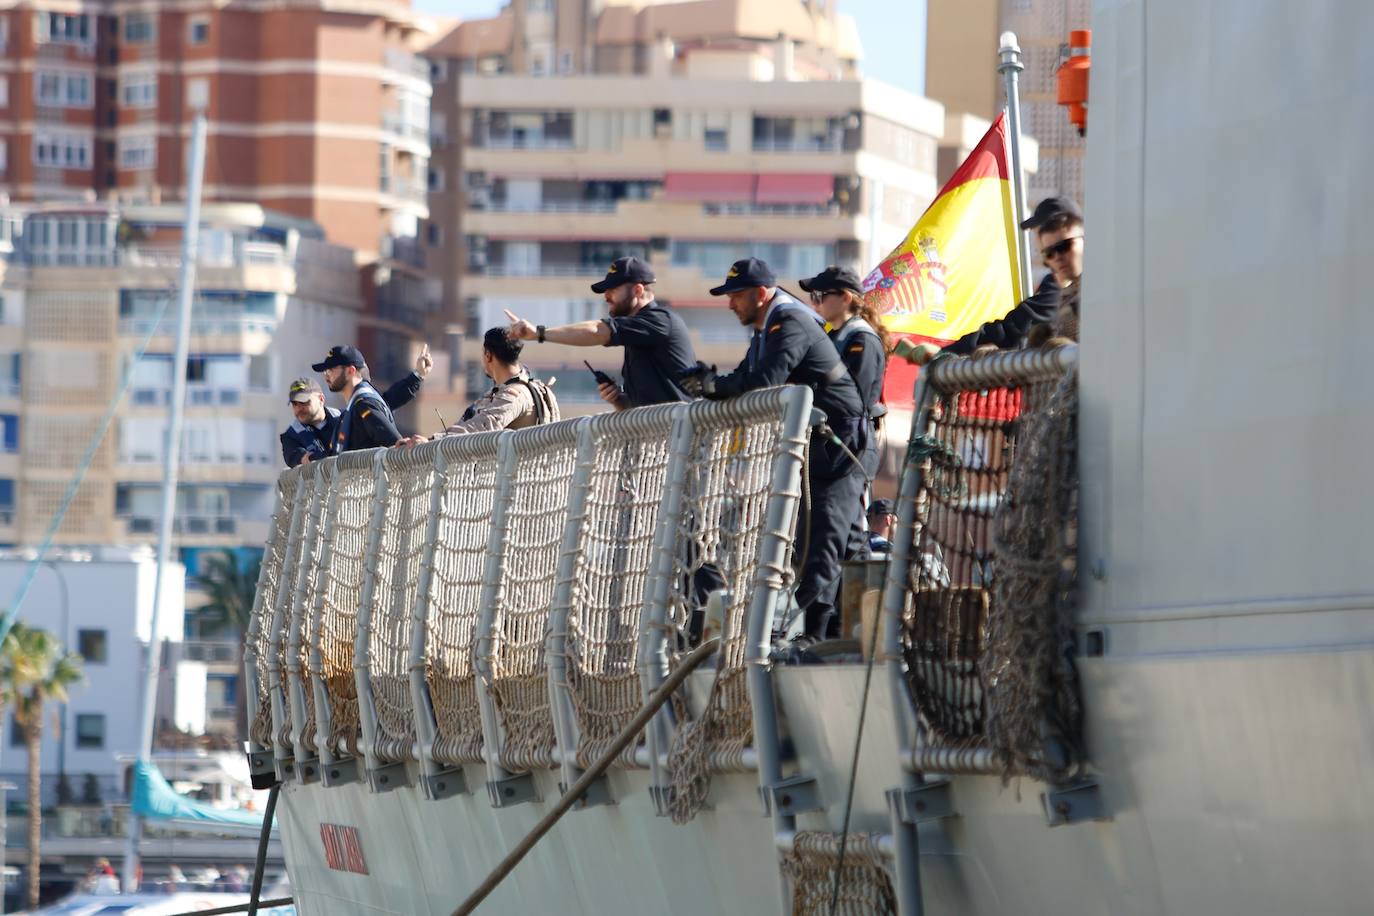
left=768, top=323, right=783, bottom=334
left=360, top=409, right=372, bottom=419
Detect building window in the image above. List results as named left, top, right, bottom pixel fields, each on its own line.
left=34, top=71, right=91, bottom=108
left=75, top=714, right=105, bottom=749
left=118, top=134, right=156, bottom=170
left=36, top=12, right=90, bottom=45
left=188, top=17, right=209, bottom=45
left=123, top=13, right=155, bottom=43
left=35, top=72, right=62, bottom=105
left=0, top=140, right=6, bottom=176
left=77, top=629, right=107, bottom=663
left=426, top=223, right=442, bottom=246
left=0, top=77, right=7, bottom=108
left=427, top=168, right=444, bottom=192
left=33, top=131, right=91, bottom=169
left=120, top=72, right=157, bottom=108
left=0, top=417, right=16, bottom=452
left=8, top=717, right=21, bottom=747
left=0, top=479, right=13, bottom=526
left=429, top=60, right=447, bottom=83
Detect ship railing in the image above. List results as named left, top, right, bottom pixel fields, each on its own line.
left=244, top=386, right=812, bottom=805
left=880, top=344, right=1080, bottom=782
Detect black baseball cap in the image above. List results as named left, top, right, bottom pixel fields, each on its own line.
left=867, top=498, right=894, bottom=516
left=311, top=345, right=366, bottom=372
left=709, top=257, right=776, bottom=296
left=799, top=265, right=863, bottom=296
left=1020, top=196, right=1083, bottom=231
left=590, top=256, right=656, bottom=294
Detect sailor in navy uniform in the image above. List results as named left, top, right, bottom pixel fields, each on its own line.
left=311, top=345, right=403, bottom=453
left=504, top=256, right=699, bottom=409
left=680, top=257, right=869, bottom=641
left=800, top=264, right=889, bottom=556
left=279, top=346, right=431, bottom=467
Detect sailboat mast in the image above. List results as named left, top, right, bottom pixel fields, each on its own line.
left=121, top=111, right=208, bottom=893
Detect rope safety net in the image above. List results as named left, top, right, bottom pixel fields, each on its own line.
left=246, top=470, right=298, bottom=750
left=901, top=349, right=1081, bottom=779
left=780, top=832, right=897, bottom=916
left=560, top=407, right=677, bottom=768
left=287, top=463, right=331, bottom=758
left=425, top=434, right=503, bottom=766
left=665, top=394, right=796, bottom=824
left=485, top=424, right=580, bottom=773
left=365, top=446, right=439, bottom=764
left=310, top=451, right=377, bottom=757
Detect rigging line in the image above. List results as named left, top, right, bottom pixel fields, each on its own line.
left=827, top=568, right=886, bottom=915
left=0, top=283, right=179, bottom=646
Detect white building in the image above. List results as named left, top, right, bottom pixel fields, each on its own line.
left=0, top=546, right=184, bottom=804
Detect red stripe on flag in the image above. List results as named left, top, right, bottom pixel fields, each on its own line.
left=882, top=332, right=949, bottom=409
left=937, top=112, right=1010, bottom=192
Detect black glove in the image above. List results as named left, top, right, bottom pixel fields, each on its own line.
left=678, top=361, right=718, bottom=398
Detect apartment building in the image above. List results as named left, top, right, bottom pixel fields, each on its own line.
left=423, top=0, right=946, bottom=415
left=0, top=201, right=364, bottom=552
left=925, top=0, right=1088, bottom=203
left=0, top=0, right=438, bottom=384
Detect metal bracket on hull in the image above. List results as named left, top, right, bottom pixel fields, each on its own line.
left=889, top=780, right=955, bottom=824
left=487, top=772, right=539, bottom=807
left=421, top=767, right=468, bottom=800
left=295, top=756, right=321, bottom=785
left=763, top=775, right=823, bottom=817
left=321, top=757, right=360, bottom=787
left=273, top=758, right=294, bottom=786
left=367, top=761, right=411, bottom=794
left=1042, top=779, right=1108, bottom=826
left=559, top=775, right=613, bottom=809
left=248, top=751, right=279, bottom=790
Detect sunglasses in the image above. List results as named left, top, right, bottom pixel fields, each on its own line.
left=1041, top=236, right=1082, bottom=260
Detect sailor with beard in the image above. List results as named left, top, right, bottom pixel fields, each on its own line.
left=504, top=256, right=698, bottom=409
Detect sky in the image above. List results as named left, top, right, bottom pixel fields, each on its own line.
left=411, top=0, right=927, bottom=96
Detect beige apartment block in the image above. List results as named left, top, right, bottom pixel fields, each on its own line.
left=0, top=201, right=363, bottom=549
left=925, top=0, right=1088, bottom=203
left=424, top=0, right=947, bottom=417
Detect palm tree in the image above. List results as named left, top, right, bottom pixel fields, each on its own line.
left=195, top=551, right=260, bottom=638
left=194, top=551, right=262, bottom=738
left=0, top=622, right=84, bottom=908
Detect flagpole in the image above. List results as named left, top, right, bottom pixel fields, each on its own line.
left=998, top=31, right=1034, bottom=300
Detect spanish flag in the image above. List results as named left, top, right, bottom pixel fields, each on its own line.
left=863, top=112, right=1022, bottom=407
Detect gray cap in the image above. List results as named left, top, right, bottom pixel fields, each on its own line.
left=288, top=377, right=322, bottom=403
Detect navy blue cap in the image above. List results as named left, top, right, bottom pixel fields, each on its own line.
left=590, top=256, right=656, bottom=294
left=799, top=265, right=863, bottom=296
left=1021, top=196, right=1083, bottom=230
left=867, top=498, right=894, bottom=516
left=709, top=257, right=776, bottom=296
left=311, top=345, right=366, bottom=372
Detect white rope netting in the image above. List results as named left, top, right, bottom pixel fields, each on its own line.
left=364, top=447, right=437, bottom=764
left=247, top=470, right=298, bottom=749
left=486, top=423, right=580, bottom=772
left=287, top=463, right=331, bottom=757
left=426, top=434, right=503, bottom=766
left=665, top=394, right=794, bottom=823
left=310, top=452, right=378, bottom=757
left=560, top=407, right=677, bottom=768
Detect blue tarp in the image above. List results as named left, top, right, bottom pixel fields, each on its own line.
left=130, top=760, right=270, bottom=830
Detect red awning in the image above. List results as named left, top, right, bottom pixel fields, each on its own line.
left=663, top=172, right=756, bottom=202
left=754, top=173, right=834, bottom=204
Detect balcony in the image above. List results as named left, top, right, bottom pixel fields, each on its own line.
left=381, top=111, right=430, bottom=145
left=120, top=315, right=277, bottom=339
left=380, top=176, right=429, bottom=205
left=383, top=48, right=430, bottom=82
left=481, top=199, right=618, bottom=214
left=751, top=138, right=846, bottom=154
left=478, top=263, right=607, bottom=278
left=472, top=136, right=575, bottom=151
left=180, top=641, right=240, bottom=664
left=117, top=240, right=286, bottom=269
left=122, top=514, right=240, bottom=537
